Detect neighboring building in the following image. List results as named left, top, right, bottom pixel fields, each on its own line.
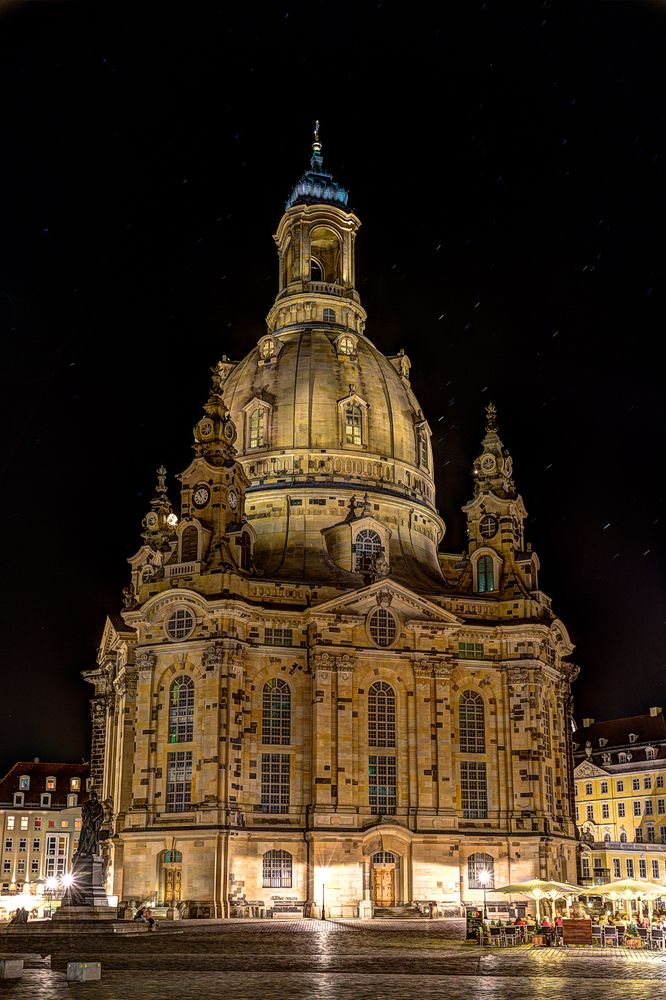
left=573, top=707, right=666, bottom=892
left=85, top=129, right=579, bottom=919
left=0, top=760, right=90, bottom=917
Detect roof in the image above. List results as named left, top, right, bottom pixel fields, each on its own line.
left=0, top=761, right=90, bottom=809
left=574, top=710, right=666, bottom=754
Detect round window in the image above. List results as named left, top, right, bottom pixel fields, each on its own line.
left=368, top=608, right=398, bottom=648
left=260, top=338, right=275, bottom=360
left=479, top=514, right=499, bottom=539
left=165, top=608, right=195, bottom=641
left=338, top=335, right=355, bottom=356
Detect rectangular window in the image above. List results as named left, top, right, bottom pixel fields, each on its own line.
left=652, top=860, right=660, bottom=880
left=18, top=838, right=26, bottom=852
left=368, top=754, right=397, bottom=815
left=345, top=404, right=363, bottom=446
left=30, top=859, right=39, bottom=875
left=34, top=818, right=42, bottom=831
left=616, top=780, right=624, bottom=792
left=633, top=801, right=641, bottom=816
left=13, top=793, right=23, bottom=806
left=600, top=781, right=608, bottom=795
left=639, top=858, right=647, bottom=879
left=260, top=753, right=290, bottom=814
left=45, top=777, right=56, bottom=791
left=2, top=860, right=9, bottom=875
left=4, top=838, right=12, bottom=852
left=20, top=817, right=28, bottom=831
left=461, top=760, right=488, bottom=819
left=264, top=627, right=293, bottom=647
left=658, top=799, right=665, bottom=814
left=586, top=805, right=594, bottom=821
left=636, top=828, right=644, bottom=843
left=44, top=835, right=68, bottom=878
left=645, top=799, right=654, bottom=815
left=626, top=859, right=634, bottom=878
left=647, top=826, right=655, bottom=843
left=458, top=642, right=483, bottom=660
left=19, top=776, right=30, bottom=790
left=602, top=803, right=610, bottom=819
left=7, top=817, right=14, bottom=831
left=657, top=776, right=664, bottom=789
left=545, top=767, right=554, bottom=814
left=17, top=859, right=25, bottom=874
left=166, top=751, right=192, bottom=813
left=581, top=856, right=590, bottom=878
left=618, top=803, right=626, bottom=817
left=633, top=778, right=640, bottom=791
left=645, top=777, right=652, bottom=789
left=32, top=839, right=40, bottom=853
left=661, top=826, right=666, bottom=844
left=612, top=858, right=621, bottom=879
left=41, top=794, right=51, bottom=807
left=70, top=777, right=81, bottom=791
left=585, top=782, right=593, bottom=795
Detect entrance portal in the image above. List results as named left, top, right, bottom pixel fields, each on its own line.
left=160, top=849, right=183, bottom=906
left=371, top=850, right=399, bottom=907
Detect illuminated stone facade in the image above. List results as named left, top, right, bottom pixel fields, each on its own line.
left=87, top=132, right=579, bottom=918
left=574, top=708, right=666, bottom=894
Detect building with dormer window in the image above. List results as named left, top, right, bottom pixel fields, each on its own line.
left=84, top=127, right=579, bottom=920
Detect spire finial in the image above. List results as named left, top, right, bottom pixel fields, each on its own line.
left=485, top=401, right=498, bottom=433
left=313, top=119, right=321, bottom=154
left=156, top=465, right=167, bottom=494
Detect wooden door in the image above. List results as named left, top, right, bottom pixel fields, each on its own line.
left=373, top=865, right=395, bottom=906
left=164, top=866, right=182, bottom=903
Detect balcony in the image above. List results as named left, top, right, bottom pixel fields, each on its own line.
left=579, top=869, right=611, bottom=886
left=590, top=839, right=666, bottom=852
left=164, top=561, right=201, bottom=579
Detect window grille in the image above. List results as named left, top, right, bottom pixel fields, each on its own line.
left=639, top=858, right=647, bottom=879
left=262, top=849, right=293, bottom=888
left=586, top=804, right=594, bottom=821
left=249, top=407, right=266, bottom=448
left=323, top=307, right=336, bottom=323
left=617, top=780, right=624, bottom=792
left=600, top=781, right=608, bottom=794
left=652, top=859, right=660, bottom=879
left=602, top=803, right=609, bottom=819
left=264, top=627, right=293, bottom=646
left=169, top=676, right=195, bottom=743
left=260, top=754, right=290, bottom=813
left=166, top=609, right=195, bottom=641
left=345, top=404, right=363, bottom=445
left=368, top=682, right=396, bottom=748
left=468, top=853, right=494, bottom=888
left=585, top=783, right=593, bottom=795
left=633, top=801, right=641, bottom=816
left=166, top=751, right=192, bottom=812
left=612, top=858, right=621, bottom=878
left=633, top=778, right=640, bottom=790
left=369, top=755, right=397, bottom=815
left=354, top=529, right=382, bottom=573
left=461, top=761, right=488, bottom=818
left=459, top=691, right=485, bottom=753
left=368, top=608, right=397, bottom=648
left=645, top=777, right=652, bottom=789
left=458, top=642, right=483, bottom=660
left=262, top=679, right=291, bottom=745
left=645, top=799, right=654, bottom=815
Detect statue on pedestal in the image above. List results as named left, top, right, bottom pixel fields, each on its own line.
left=61, top=790, right=108, bottom=908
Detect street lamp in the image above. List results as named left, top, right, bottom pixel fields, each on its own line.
left=478, top=867, right=491, bottom=921
left=321, top=881, right=326, bottom=921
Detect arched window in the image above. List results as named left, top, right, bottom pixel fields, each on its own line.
left=468, top=852, right=494, bottom=888
left=620, top=831, right=628, bottom=843
left=543, top=706, right=551, bottom=757
left=310, top=258, right=323, bottom=281
left=459, top=691, right=485, bottom=753
left=249, top=407, right=266, bottom=448
left=239, top=532, right=251, bottom=571
left=181, top=525, right=198, bottom=562
left=262, top=849, right=292, bottom=888
left=477, top=555, right=495, bottom=593
left=368, top=681, right=396, bottom=747
left=418, top=430, right=429, bottom=470
left=262, top=678, right=291, bottom=745
left=646, top=747, right=656, bottom=760
left=354, top=529, right=382, bottom=573
left=169, top=676, right=195, bottom=743
left=604, top=833, right=611, bottom=843
left=163, top=850, right=182, bottom=864
left=345, top=404, right=363, bottom=446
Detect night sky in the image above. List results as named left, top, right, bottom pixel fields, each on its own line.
left=0, top=2, right=664, bottom=777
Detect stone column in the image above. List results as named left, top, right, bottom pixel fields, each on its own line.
left=89, top=696, right=108, bottom=793
left=311, top=652, right=334, bottom=818
left=335, top=655, right=355, bottom=811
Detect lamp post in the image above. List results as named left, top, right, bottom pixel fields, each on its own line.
left=321, top=881, right=326, bottom=921
left=478, top=868, right=490, bottom=921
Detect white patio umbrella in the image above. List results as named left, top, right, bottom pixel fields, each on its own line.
left=492, top=879, right=584, bottom=921
left=579, top=878, right=664, bottom=919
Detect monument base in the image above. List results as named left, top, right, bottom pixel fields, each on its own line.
left=52, top=904, right=117, bottom=924
left=59, top=854, right=109, bottom=909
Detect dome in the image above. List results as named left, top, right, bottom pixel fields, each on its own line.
left=221, top=328, right=436, bottom=511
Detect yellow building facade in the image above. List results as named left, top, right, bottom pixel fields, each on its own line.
left=574, top=708, right=666, bottom=895
left=86, top=131, right=579, bottom=918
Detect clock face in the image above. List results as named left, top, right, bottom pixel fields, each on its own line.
left=228, top=488, right=238, bottom=510
left=480, top=514, right=499, bottom=539
left=480, top=453, right=496, bottom=474
left=192, top=484, right=210, bottom=508
left=145, top=511, right=158, bottom=529
left=200, top=420, right=214, bottom=438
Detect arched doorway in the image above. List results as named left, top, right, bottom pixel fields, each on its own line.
left=371, top=851, right=399, bottom=907
left=160, top=849, right=183, bottom=905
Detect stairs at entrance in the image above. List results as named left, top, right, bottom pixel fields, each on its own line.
left=373, top=905, right=427, bottom=919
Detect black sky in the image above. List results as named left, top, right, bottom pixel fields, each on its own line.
left=0, top=1, right=664, bottom=777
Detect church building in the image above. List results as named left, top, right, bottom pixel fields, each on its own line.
left=86, top=128, right=579, bottom=918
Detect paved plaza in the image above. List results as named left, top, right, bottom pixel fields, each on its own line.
left=2, top=920, right=666, bottom=998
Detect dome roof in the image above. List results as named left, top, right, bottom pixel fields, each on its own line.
left=285, top=125, right=349, bottom=210
left=221, top=328, right=436, bottom=511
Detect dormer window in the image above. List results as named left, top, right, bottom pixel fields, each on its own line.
left=477, top=555, right=494, bottom=592
left=41, top=793, right=51, bottom=807
left=353, top=529, right=383, bottom=574
left=345, top=404, right=363, bottom=446
left=18, top=775, right=30, bottom=791
left=599, top=738, right=608, bottom=747
left=629, top=733, right=638, bottom=743
left=45, top=776, right=56, bottom=792
left=258, top=336, right=276, bottom=361
left=243, top=398, right=272, bottom=451
left=602, top=752, right=611, bottom=765
left=646, top=746, right=656, bottom=760
left=618, top=752, right=628, bottom=763
left=67, top=794, right=78, bottom=808
left=70, top=778, right=80, bottom=791
left=335, top=332, right=357, bottom=358
left=13, top=793, right=24, bottom=806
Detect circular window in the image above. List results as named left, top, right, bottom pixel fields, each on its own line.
left=479, top=514, right=499, bottom=539
left=260, top=338, right=275, bottom=360
left=338, top=335, right=355, bottom=356
left=165, top=608, right=195, bottom=641
left=368, top=608, right=398, bottom=648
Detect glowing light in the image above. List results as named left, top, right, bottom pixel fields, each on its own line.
left=166, top=513, right=178, bottom=528
left=61, top=873, right=74, bottom=888
left=46, top=877, right=58, bottom=891
left=478, top=869, right=491, bottom=887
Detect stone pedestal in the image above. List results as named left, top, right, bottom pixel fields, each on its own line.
left=52, top=905, right=116, bottom=923
left=358, top=898, right=374, bottom=919
left=60, top=854, right=108, bottom=908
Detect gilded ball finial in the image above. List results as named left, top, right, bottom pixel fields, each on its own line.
left=312, top=119, right=322, bottom=155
